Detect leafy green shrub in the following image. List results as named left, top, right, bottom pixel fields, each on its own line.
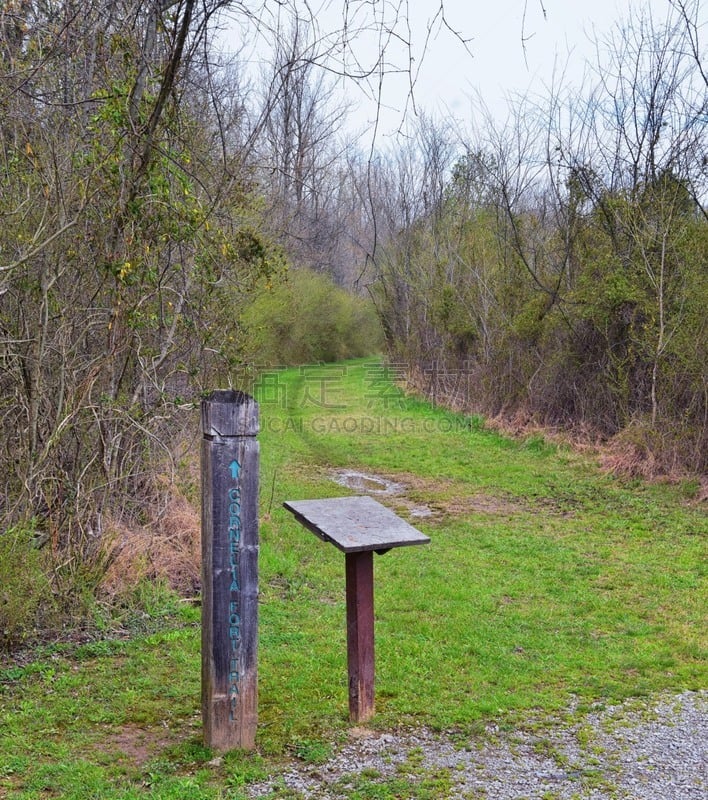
left=0, top=524, right=56, bottom=650
left=241, top=267, right=383, bottom=365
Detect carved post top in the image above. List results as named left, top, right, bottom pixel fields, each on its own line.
left=201, top=390, right=259, bottom=437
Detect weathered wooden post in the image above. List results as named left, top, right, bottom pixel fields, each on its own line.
left=345, top=549, right=376, bottom=721
left=201, top=390, right=259, bottom=751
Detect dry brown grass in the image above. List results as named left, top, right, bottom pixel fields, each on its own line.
left=599, top=420, right=708, bottom=488
left=101, top=491, right=201, bottom=599
left=405, top=365, right=708, bottom=486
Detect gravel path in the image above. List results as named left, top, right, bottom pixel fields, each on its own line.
left=247, top=690, right=707, bottom=799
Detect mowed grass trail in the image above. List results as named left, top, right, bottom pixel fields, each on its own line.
left=256, top=360, right=706, bottom=746
left=1, top=358, right=705, bottom=798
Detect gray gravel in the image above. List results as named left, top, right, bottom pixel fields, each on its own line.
left=247, top=690, right=707, bottom=799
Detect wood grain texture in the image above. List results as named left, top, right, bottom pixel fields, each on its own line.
left=346, top=551, right=375, bottom=722
left=283, top=496, right=430, bottom=553
left=201, top=392, right=259, bottom=751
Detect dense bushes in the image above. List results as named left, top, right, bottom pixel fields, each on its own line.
left=0, top=1, right=283, bottom=635
left=372, top=6, right=707, bottom=475
left=240, top=267, right=383, bottom=366
left=375, top=176, right=707, bottom=474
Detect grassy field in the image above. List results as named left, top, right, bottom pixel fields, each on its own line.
left=1, top=359, right=706, bottom=798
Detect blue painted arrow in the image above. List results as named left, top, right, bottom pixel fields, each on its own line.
left=229, top=460, right=241, bottom=480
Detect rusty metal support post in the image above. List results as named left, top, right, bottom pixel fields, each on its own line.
left=345, top=551, right=375, bottom=723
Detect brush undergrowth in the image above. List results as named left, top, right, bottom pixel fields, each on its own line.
left=1, top=358, right=705, bottom=798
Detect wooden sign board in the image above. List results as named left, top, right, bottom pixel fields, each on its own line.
left=283, top=495, right=430, bottom=553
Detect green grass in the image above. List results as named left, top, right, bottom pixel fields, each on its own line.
left=1, top=358, right=706, bottom=798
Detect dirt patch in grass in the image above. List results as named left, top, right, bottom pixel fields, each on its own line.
left=329, top=469, right=529, bottom=519
left=331, top=470, right=405, bottom=495
left=330, top=469, right=440, bottom=520
left=94, top=724, right=173, bottom=768
left=442, top=492, right=530, bottom=516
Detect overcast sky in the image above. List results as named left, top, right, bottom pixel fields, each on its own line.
left=219, top=1, right=704, bottom=143
left=343, top=0, right=693, bottom=138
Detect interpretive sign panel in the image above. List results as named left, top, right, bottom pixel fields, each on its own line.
left=283, top=495, right=429, bottom=722
left=283, top=495, right=430, bottom=553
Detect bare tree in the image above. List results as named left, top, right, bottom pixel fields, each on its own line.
left=0, top=1, right=268, bottom=572
left=254, top=16, right=351, bottom=275
left=0, top=0, right=477, bottom=602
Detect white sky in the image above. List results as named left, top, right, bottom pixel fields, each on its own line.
left=218, top=1, right=703, bottom=143
left=343, top=0, right=684, bottom=139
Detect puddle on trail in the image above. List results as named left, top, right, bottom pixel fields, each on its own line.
left=330, top=469, right=537, bottom=520
left=331, top=470, right=403, bottom=495
left=330, top=470, right=437, bottom=519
